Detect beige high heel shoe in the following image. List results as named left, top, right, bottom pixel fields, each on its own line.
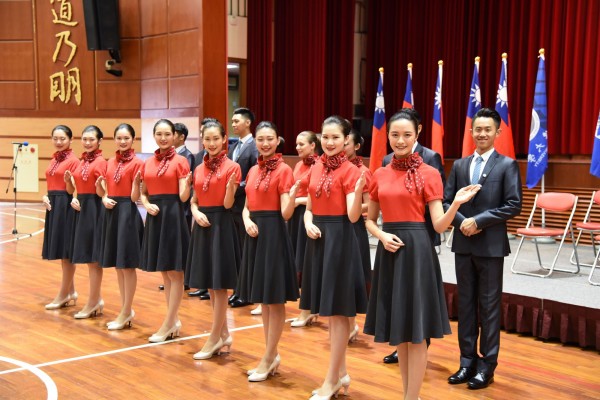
left=148, top=323, right=180, bottom=343
left=313, top=375, right=350, bottom=396
left=348, top=324, right=359, bottom=343
left=290, top=314, right=318, bottom=327
left=247, top=354, right=280, bottom=376
left=74, top=299, right=104, bottom=319
left=248, top=355, right=281, bottom=382
left=193, top=338, right=224, bottom=360
left=107, top=310, right=135, bottom=330
left=310, top=380, right=342, bottom=400
left=45, top=292, right=78, bottom=310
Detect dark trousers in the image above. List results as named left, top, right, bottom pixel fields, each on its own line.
left=455, top=253, right=504, bottom=374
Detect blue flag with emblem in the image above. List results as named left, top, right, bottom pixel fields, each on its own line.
left=526, top=50, right=549, bottom=189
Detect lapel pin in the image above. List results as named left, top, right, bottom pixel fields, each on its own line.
left=482, top=174, right=487, bottom=178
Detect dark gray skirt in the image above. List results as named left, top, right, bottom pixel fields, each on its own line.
left=288, top=205, right=308, bottom=274
left=100, top=197, right=143, bottom=269
left=364, top=222, right=451, bottom=345
left=42, top=190, right=75, bottom=260
left=71, top=193, right=104, bottom=264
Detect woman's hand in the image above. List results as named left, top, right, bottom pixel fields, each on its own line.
left=226, top=172, right=237, bottom=192
left=42, top=195, right=52, bottom=211
left=63, top=170, right=72, bottom=183
left=193, top=210, right=211, bottom=227
left=102, top=196, right=117, bottom=209
left=95, top=175, right=105, bottom=188
left=355, top=171, right=366, bottom=193
left=289, top=180, right=301, bottom=199
left=145, top=203, right=160, bottom=216
left=70, top=198, right=81, bottom=212
left=245, top=219, right=259, bottom=237
left=454, top=184, right=481, bottom=205
left=133, top=171, right=142, bottom=186
left=379, top=231, right=404, bottom=253
left=186, top=171, right=193, bottom=186
left=305, top=222, right=322, bottom=239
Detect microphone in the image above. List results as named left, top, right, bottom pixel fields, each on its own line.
left=12, top=142, right=28, bottom=146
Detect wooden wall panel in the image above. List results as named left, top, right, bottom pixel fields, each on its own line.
left=119, top=0, right=141, bottom=38
left=141, top=79, right=168, bottom=109
left=0, top=83, right=35, bottom=109
left=95, top=39, right=142, bottom=81
left=170, top=76, right=199, bottom=109
left=0, top=42, right=35, bottom=80
left=0, top=1, right=33, bottom=40
left=141, top=36, right=168, bottom=79
left=140, top=0, right=168, bottom=37
left=168, top=30, right=199, bottom=77
left=168, top=0, right=201, bottom=33
left=97, top=81, right=142, bottom=110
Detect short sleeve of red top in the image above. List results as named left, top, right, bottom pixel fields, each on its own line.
left=45, top=152, right=79, bottom=191
left=105, top=156, right=144, bottom=197
left=369, top=163, right=443, bottom=222
left=293, top=159, right=320, bottom=198
left=72, top=156, right=107, bottom=194
left=142, top=154, right=190, bottom=195
left=308, top=160, right=361, bottom=216
left=194, top=158, right=242, bottom=207
left=245, top=162, right=294, bottom=211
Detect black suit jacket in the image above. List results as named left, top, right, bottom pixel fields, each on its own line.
left=383, top=144, right=445, bottom=245
left=178, top=146, right=195, bottom=224
left=193, top=149, right=206, bottom=171
left=227, top=137, right=258, bottom=212
left=443, top=151, right=522, bottom=257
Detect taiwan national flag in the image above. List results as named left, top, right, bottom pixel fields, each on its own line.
left=495, top=53, right=516, bottom=159
left=402, top=63, right=414, bottom=109
left=526, top=50, right=549, bottom=188
left=591, top=111, right=600, bottom=178
left=369, top=68, right=387, bottom=173
left=462, top=57, right=481, bottom=157
left=431, top=61, right=444, bottom=163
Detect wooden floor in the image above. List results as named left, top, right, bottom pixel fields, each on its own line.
left=1, top=205, right=599, bottom=400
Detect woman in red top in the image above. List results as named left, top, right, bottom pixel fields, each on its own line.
left=185, top=120, right=241, bottom=359
left=65, top=125, right=107, bottom=319
left=96, top=123, right=144, bottom=330
left=301, top=116, right=367, bottom=400
left=364, top=109, right=479, bottom=400
left=43, top=125, right=80, bottom=310
left=344, top=129, right=373, bottom=343
left=138, top=119, right=191, bottom=342
left=289, top=130, right=321, bottom=328
left=237, top=121, right=299, bottom=382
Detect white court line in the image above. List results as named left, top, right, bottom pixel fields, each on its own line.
left=0, top=319, right=295, bottom=376
left=0, top=211, right=45, bottom=244
left=0, top=356, right=58, bottom=400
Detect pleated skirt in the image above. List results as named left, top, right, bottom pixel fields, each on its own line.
left=71, top=193, right=104, bottom=264
left=100, top=197, right=143, bottom=269
left=364, top=222, right=451, bottom=345
left=185, top=206, right=240, bottom=289
left=354, top=217, right=372, bottom=290
left=300, top=215, right=368, bottom=317
left=42, top=190, right=75, bottom=260
left=287, top=205, right=307, bottom=274
left=140, top=194, right=189, bottom=272
left=237, top=211, right=299, bottom=304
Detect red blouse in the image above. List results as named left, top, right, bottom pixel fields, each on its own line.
left=369, top=163, right=443, bottom=222
left=72, top=155, right=107, bottom=194
left=245, top=162, right=294, bottom=211
left=308, top=160, right=361, bottom=216
left=103, top=156, right=144, bottom=197
left=142, top=154, right=190, bottom=195
left=293, top=159, right=320, bottom=198
left=194, top=158, right=242, bottom=207
left=45, top=152, right=79, bottom=191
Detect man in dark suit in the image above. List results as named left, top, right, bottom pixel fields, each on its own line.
left=381, top=108, right=445, bottom=364
left=227, top=107, right=258, bottom=308
left=444, top=108, right=522, bottom=389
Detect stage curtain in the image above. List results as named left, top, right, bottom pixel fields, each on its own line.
left=366, top=0, right=600, bottom=158
left=247, top=0, right=273, bottom=123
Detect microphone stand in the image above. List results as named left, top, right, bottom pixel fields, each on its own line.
left=2, top=144, right=32, bottom=239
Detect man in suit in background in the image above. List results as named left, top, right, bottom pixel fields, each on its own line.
left=227, top=107, right=258, bottom=308
left=381, top=108, right=445, bottom=364
left=444, top=108, right=522, bottom=389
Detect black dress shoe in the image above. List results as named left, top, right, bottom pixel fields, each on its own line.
left=158, top=285, right=164, bottom=290
left=448, top=367, right=477, bottom=384
left=383, top=350, right=398, bottom=364
left=184, top=285, right=190, bottom=291
left=228, top=293, right=239, bottom=305
left=188, top=289, right=207, bottom=297
left=230, top=298, right=252, bottom=308
left=199, top=292, right=210, bottom=300
left=467, top=372, right=494, bottom=390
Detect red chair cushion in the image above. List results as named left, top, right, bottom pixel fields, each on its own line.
left=576, top=222, right=600, bottom=231
left=517, top=227, right=566, bottom=237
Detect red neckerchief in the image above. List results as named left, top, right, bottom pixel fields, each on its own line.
left=202, top=150, right=228, bottom=191
left=302, top=154, right=318, bottom=166
left=349, top=156, right=364, bottom=168
left=49, top=149, right=73, bottom=176
left=391, top=152, right=425, bottom=194
left=81, top=149, right=103, bottom=181
left=155, top=147, right=176, bottom=177
left=113, top=149, right=135, bottom=183
left=255, top=153, right=283, bottom=192
left=315, top=153, right=347, bottom=198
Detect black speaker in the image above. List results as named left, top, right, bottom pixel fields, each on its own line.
left=82, top=0, right=120, bottom=52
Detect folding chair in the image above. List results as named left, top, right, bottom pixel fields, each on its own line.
left=589, top=235, right=600, bottom=285
left=510, top=192, right=580, bottom=278
left=570, top=191, right=600, bottom=266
